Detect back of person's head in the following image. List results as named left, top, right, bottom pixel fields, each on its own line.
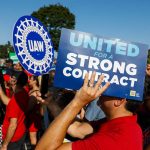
left=16, top=71, right=28, bottom=87
left=55, top=90, right=75, bottom=110
left=48, top=90, right=75, bottom=121
left=125, top=100, right=141, bottom=113
left=5, top=59, right=13, bottom=68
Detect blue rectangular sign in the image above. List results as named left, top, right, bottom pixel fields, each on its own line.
left=54, top=28, right=149, bottom=101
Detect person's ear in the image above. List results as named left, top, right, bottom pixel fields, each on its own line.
left=114, top=98, right=126, bottom=107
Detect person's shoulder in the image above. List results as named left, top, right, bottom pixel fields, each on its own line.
left=7, top=95, right=17, bottom=106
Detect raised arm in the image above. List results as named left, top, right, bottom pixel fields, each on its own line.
left=35, top=72, right=110, bottom=150
left=1, top=118, right=17, bottom=150
left=0, top=85, right=10, bottom=105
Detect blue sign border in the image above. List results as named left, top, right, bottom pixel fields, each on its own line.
left=54, top=28, right=149, bottom=101
left=13, top=15, right=54, bottom=76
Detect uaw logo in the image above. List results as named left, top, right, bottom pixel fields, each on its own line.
left=13, top=16, right=54, bottom=76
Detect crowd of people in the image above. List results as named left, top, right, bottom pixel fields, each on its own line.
left=0, top=59, right=150, bottom=150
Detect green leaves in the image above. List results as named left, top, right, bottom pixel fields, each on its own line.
left=0, top=41, right=14, bottom=58
left=31, top=4, right=75, bottom=51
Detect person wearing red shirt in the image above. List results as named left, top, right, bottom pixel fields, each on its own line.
left=72, top=113, right=142, bottom=150
left=1, top=72, right=29, bottom=150
left=35, top=72, right=143, bottom=150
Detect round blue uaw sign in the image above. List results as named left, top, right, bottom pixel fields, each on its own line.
left=13, top=15, right=54, bottom=76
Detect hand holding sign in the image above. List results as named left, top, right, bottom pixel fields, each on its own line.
left=54, top=28, right=148, bottom=101
left=74, top=72, right=110, bottom=107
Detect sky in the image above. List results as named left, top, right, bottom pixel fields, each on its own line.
left=0, top=0, right=150, bottom=47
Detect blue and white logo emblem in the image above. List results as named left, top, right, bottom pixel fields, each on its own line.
left=13, top=15, right=54, bottom=76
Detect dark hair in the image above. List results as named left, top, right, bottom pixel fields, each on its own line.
left=6, top=59, right=13, bottom=64
left=47, top=89, right=75, bottom=122
left=125, top=100, right=141, bottom=113
left=55, top=90, right=75, bottom=109
left=16, top=71, right=28, bottom=87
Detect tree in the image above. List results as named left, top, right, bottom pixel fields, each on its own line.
left=31, top=3, right=75, bottom=51
left=0, top=41, right=14, bottom=58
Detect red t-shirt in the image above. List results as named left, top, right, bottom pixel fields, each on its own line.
left=2, top=89, right=29, bottom=142
left=5, top=88, right=12, bottom=98
left=72, top=115, right=142, bottom=150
